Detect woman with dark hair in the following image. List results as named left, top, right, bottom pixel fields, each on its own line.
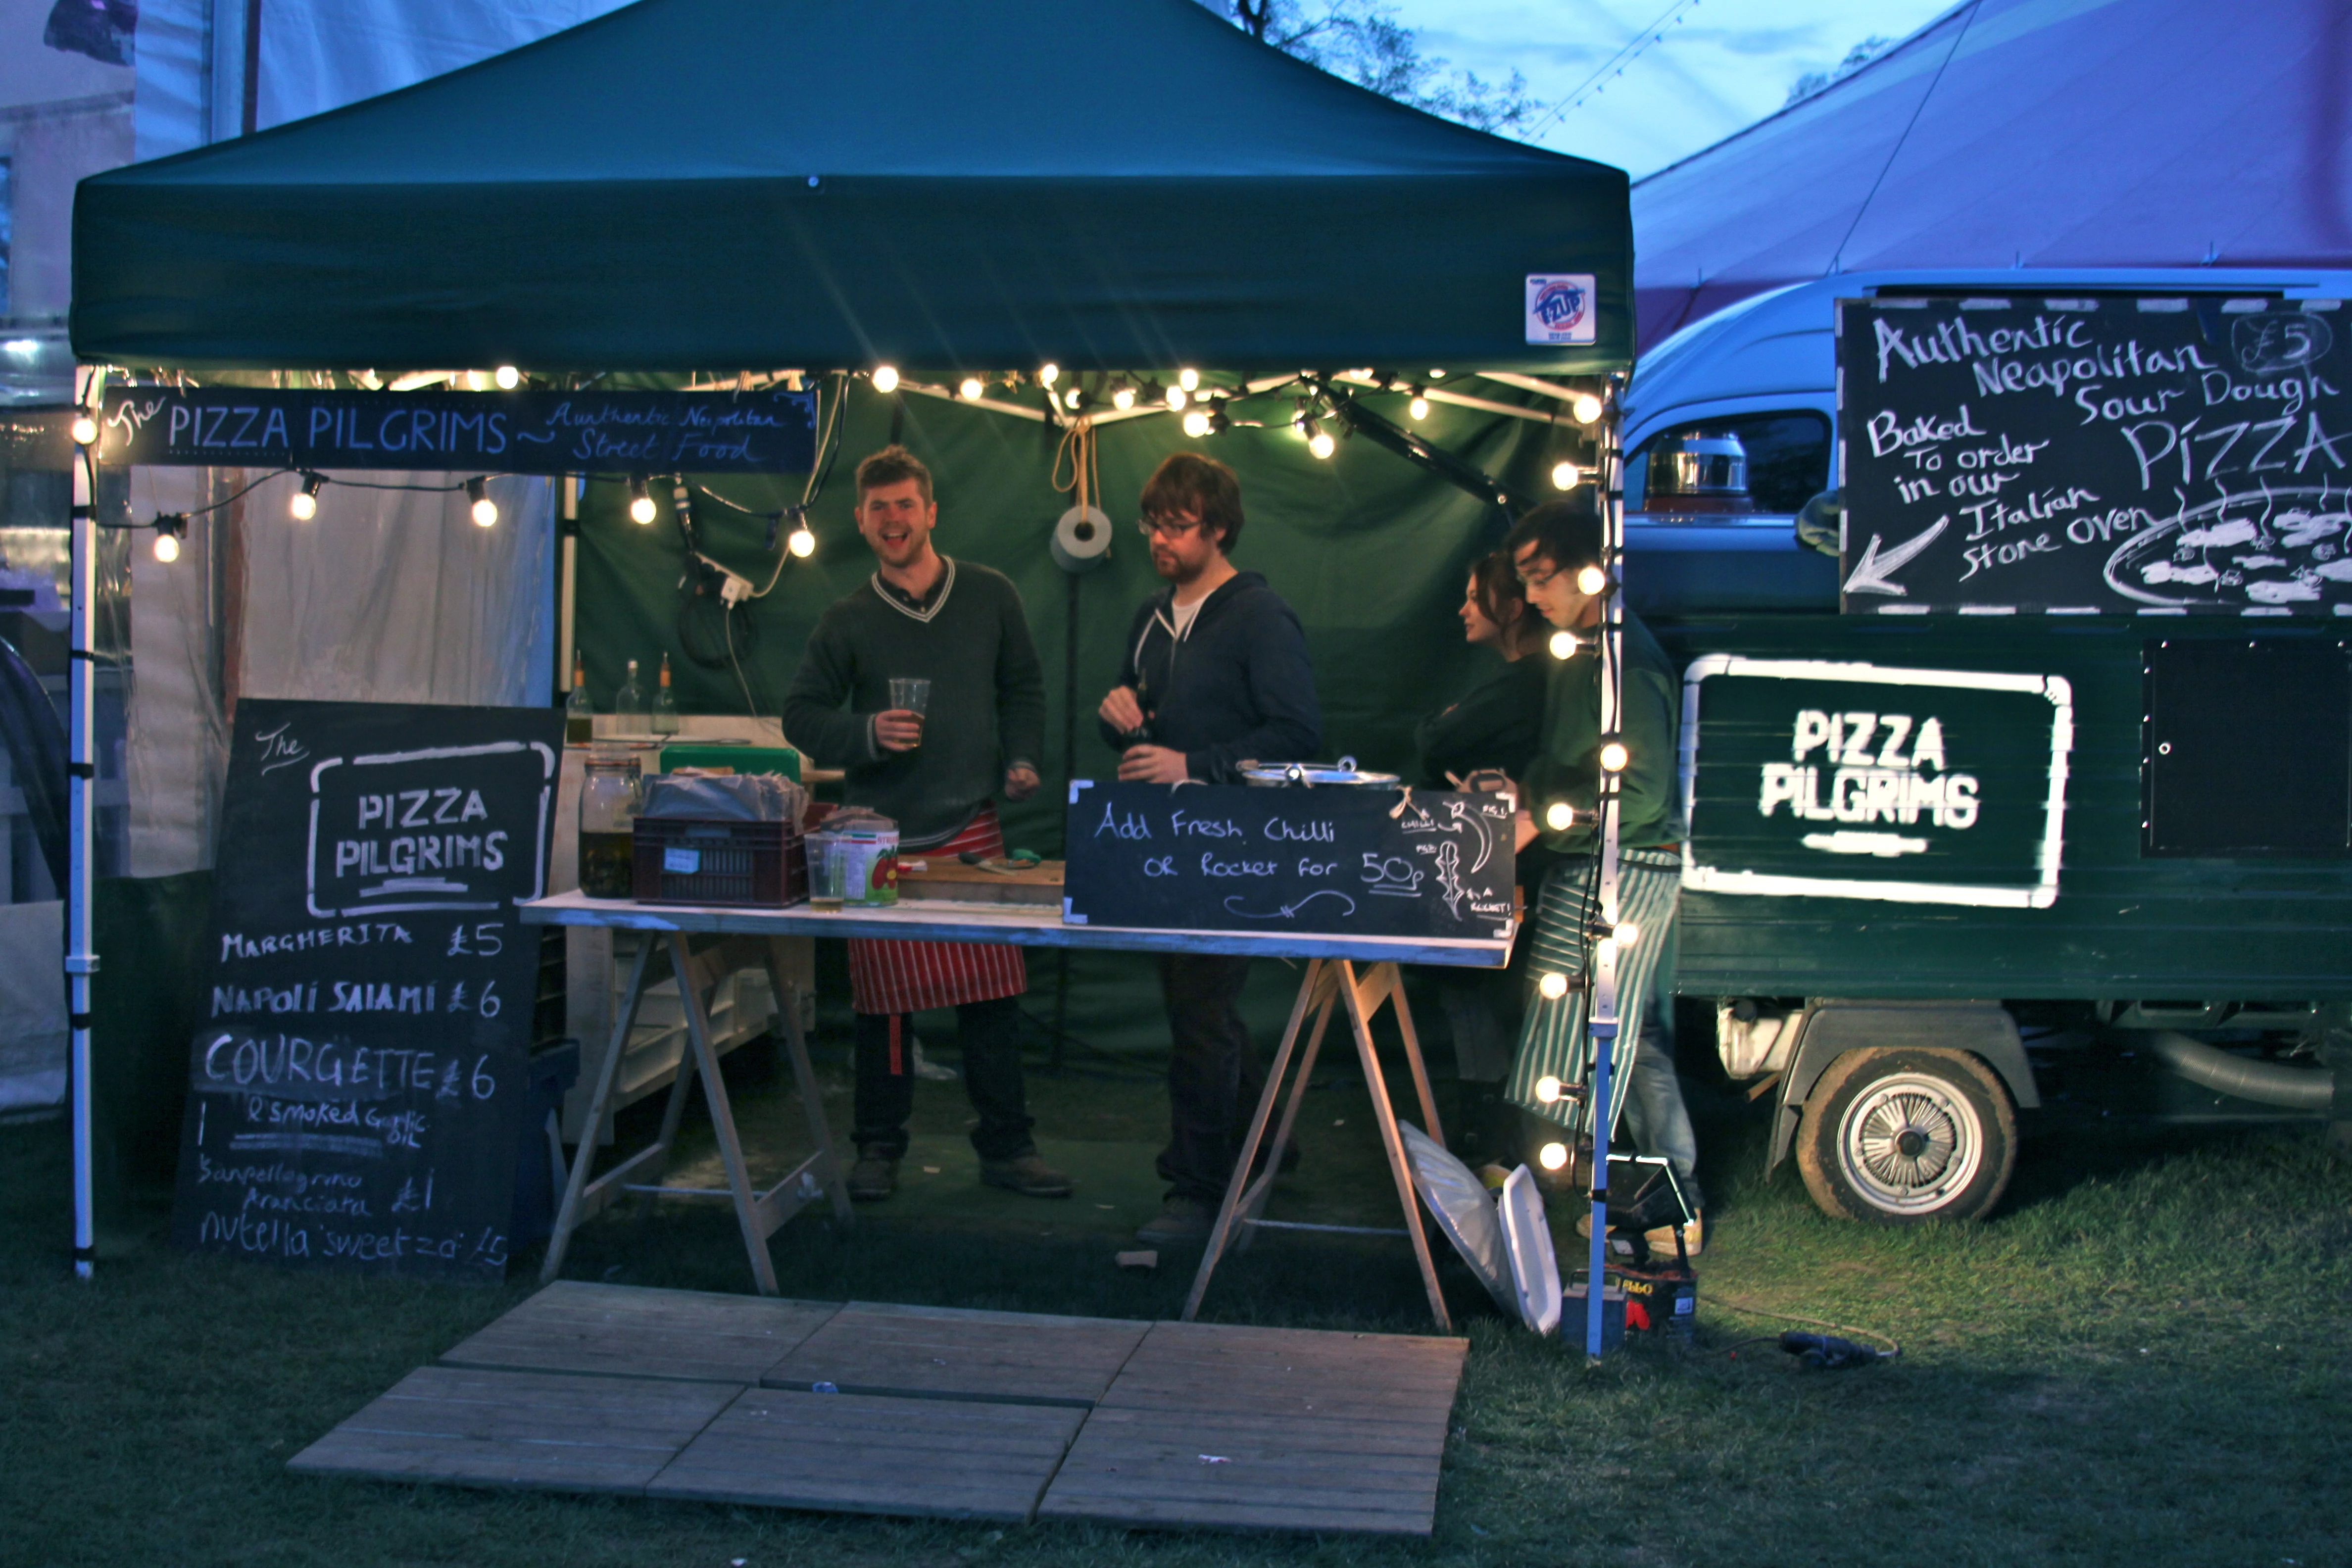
left=1414, top=550, right=1548, bottom=789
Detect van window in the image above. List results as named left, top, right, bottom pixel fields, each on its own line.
left=1629, top=412, right=1831, bottom=516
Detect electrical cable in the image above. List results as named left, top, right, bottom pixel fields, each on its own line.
left=1709, top=1295, right=1903, bottom=1360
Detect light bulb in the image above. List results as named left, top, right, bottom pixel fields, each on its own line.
left=1178, top=367, right=1199, bottom=392
left=1551, top=460, right=1581, bottom=490
left=290, top=472, right=324, bottom=520
left=1576, top=564, right=1609, bottom=596
left=1572, top=392, right=1603, bottom=424
left=1535, top=1075, right=1564, bottom=1104
left=1182, top=409, right=1211, bottom=439
left=958, top=376, right=984, bottom=400
left=872, top=365, right=899, bottom=393
left=1599, top=739, right=1629, bottom=773
left=1538, top=973, right=1569, bottom=1001
left=153, top=530, right=180, bottom=564
left=1039, top=362, right=1060, bottom=387
left=1544, top=801, right=1575, bottom=831
left=1538, top=1142, right=1568, bottom=1172
left=1308, top=429, right=1336, bottom=460
left=628, top=474, right=655, bottom=524
left=1548, top=630, right=1581, bottom=660
left=1065, top=387, right=1082, bottom=409
left=467, top=477, right=498, bottom=528
left=1615, top=920, right=1639, bottom=948
left=1166, top=386, right=1187, bottom=410
left=787, top=524, right=816, bottom=558
left=495, top=365, right=520, bottom=390
left=70, top=414, right=98, bottom=445
left=1428, top=368, right=1448, bottom=380
left=1407, top=393, right=1429, bottom=421
left=1112, top=385, right=1137, bottom=411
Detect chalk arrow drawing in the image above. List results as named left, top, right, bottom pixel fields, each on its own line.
left=1842, top=516, right=1949, bottom=597
left=1224, top=889, right=1359, bottom=920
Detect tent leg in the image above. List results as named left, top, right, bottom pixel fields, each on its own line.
left=67, top=406, right=98, bottom=1280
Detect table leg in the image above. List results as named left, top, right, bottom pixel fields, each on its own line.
left=1182, top=958, right=1333, bottom=1322
left=541, top=934, right=657, bottom=1285
left=1232, top=975, right=1342, bottom=1256
left=1380, top=963, right=1446, bottom=1147
left=667, top=932, right=781, bottom=1296
left=767, top=936, right=852, bottom=1227
left=1343, top=960, right=1454, bottom=1333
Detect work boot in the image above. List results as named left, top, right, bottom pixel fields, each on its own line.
left=847, top=1146, right=899, bottom=1202
left=979, top=1152, right=1073, bottom=1198
left=1644, top=1211, right=1704, bottom=1258
left=1135, top=1194, right=1217, bottom=1245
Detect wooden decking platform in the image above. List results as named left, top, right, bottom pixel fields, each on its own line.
left=291, top=1282, right=1465, bottom=1535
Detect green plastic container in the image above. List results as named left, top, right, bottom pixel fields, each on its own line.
left=657, top=743, right=800, bottom=782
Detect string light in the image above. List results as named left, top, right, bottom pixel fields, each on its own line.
left=1544, top=801, right=1576, bottom=831
left=1165, top=385, right=1188, bottom=411
left=1548, top=630, right=1583, bottom=660
left=1538, top=973, right=1569, bottom=1000
left=152, top=514, right=186, bottom=563
left=289, top=472, right=324, bottom=520
left=1599, top=737, right=1629, bottom=773
left=1181, top=409, right=1212, bottom=439
left=628, top=474, right=656, bottom=524
left=1535, top=1075, right=1564, bottom=1103
left=1572, top=392, right=1604, bottom=424
left=494, top=365, right=521, bottom=390
left=787, top=521, right=817, bottom=558
left=1576, top=564, right=1610, bottom=596
left=1615, top=920, right=1640, bottom=948
left=958, top=376, right=984, bottom=400
left=70, top=413, right=98, bottom=446
left=1112, top=383, right=1137, bottom=411
left=1538, top=1142, right=1568, bottom=1172
left=1551, top=460, right=1582, bottom=490
left=1407, top=391, right=1430, bottom=421
left=466, top=477, right=498, bottom=528
left=1428, top=368, right=1448, bottom=380
left=872, top=365, right=899, bottom=394
left=1038, top=363, right=1060, bottom=387
left=1307, top=425, right=1336, bottom=460
left=1178, top=368, right=1199, bottom=392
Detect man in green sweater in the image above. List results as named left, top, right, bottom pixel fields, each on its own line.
left=1502, top=496, right=1703, bottom=1253
left=782, top=445, right=1069, bottom=1202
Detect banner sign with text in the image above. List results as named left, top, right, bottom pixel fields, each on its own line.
left=98, top=385, right=819, bottom=473
left=1837, top=294, right=2351, bottom=615
left=1679, top=657, right=2072, bottom=908
left=171, top=699, right=563, bottom=1281
left=1062, top=781, right=1517, bottom=941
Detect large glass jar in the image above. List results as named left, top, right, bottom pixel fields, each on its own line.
left=578, top=754, right=643, bottom=899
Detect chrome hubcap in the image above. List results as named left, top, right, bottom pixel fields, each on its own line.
left=1837, top=1072, right=1982, bottom=1214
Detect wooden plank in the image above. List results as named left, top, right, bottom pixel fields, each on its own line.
left=441, top=1281, right=839, bottom=1384
left=649, top=1388, right=1086, bottom=1521
left=761, top=1301, right=1147, bottom=1408
left=287, top=1366, right=737, bottom=1496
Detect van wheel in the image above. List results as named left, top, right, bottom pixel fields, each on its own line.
left=1796, top=1048, right=2015, bottom=1223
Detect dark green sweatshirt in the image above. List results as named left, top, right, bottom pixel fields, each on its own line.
left=781, top=558, right=1046, bottom=846
left=1413, top=655, right=1547, bottom=789
left=1519, top=608, right=1681, bottom=854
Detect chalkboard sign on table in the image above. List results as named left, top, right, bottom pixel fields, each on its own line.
left=171, top=700, right=563, bottom=1281
left=1062, top=782, right=1517, bottom=941
left=1836, top=294, right=2352, bottom=615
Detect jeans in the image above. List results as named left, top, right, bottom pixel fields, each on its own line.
left=1155, top=953, right=1266, bottom=1203
left=1621, top=1008, right=1702, bottom=1209
left=852, top=996, right=1035, bottom=1161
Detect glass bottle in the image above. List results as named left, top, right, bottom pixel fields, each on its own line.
left=614, top=658, right=648, bottom=731
left=564, top=652, right=593, bottom=744
left=652, top=653, right=680, bottom=736
left=577, top=755, right=642, bottom=899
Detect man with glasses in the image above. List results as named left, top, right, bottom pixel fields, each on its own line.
left=1503, top=496, right=1702, bottom=1255
left=1096, top=452, right=1321, bottom=1243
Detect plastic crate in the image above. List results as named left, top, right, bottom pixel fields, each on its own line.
left=631, top=817, right=808, bottom=906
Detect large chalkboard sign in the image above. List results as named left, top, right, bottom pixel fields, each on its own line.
left=1837, top=294, right=2352, bottom=615
left=171, top=700, right=562, bottom=1281
left=1062, top=782, right=1516, bottom=941
left=98, top=386, right=818, bottom=474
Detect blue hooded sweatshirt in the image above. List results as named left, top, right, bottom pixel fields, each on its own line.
left=1098, top=570, right=1322, bottom=783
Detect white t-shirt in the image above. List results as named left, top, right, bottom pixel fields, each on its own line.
left=1169, top=594, right=1207, bottom=642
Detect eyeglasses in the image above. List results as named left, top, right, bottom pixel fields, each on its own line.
left=1137, top=513, right=1207, bottom=539
left=1515, top=558, right=1564, bottom=591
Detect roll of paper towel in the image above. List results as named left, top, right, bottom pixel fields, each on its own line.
left=1051, top=504, right=1113, bottom=573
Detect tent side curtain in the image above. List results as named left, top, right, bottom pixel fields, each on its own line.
left=69, top=0, right=1633, bottom=374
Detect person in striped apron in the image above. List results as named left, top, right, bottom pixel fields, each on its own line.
left=781, top=445, right=1070, bottom=1203
left=1501, top=497, right=1704, bottom=1254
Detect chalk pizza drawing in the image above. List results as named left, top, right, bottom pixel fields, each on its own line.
left=2105, top=485, right=2352, bottom=609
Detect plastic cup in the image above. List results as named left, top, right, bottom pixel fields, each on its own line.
left=888, top=678, right=931, bottom=746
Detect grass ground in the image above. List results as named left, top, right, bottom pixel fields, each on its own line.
left=4, top=1026, right=2350, bottom=1568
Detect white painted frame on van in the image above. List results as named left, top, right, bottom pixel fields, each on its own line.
left=1678, top=656, right=2073, bottom=909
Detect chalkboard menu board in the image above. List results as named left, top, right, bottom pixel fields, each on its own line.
left=1062, top=782, right=1516, bottom=941
left=171, top=700, right=562, bottom=1281
left=1837, top=294, right=2352, bottom=615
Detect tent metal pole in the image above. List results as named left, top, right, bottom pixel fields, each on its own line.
left=67, top=403, right=99, bottom=1280
left=1584, top=376, right=1628, bottom=1360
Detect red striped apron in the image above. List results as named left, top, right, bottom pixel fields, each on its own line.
left=846, top=804, right=1029, bottom=1015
